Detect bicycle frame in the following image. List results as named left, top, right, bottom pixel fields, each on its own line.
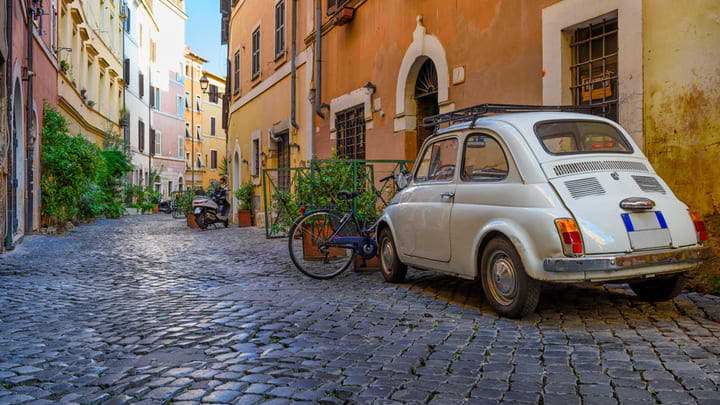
left=306, top=209, right=378, bottom=259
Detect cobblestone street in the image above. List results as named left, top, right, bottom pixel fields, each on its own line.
left=1, top=215, right=720, bottom=405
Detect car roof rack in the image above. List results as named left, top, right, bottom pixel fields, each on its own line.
left=422, top=103, right=605, bottom=131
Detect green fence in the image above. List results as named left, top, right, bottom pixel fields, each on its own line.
left=262, top=159, right=414, bottom=238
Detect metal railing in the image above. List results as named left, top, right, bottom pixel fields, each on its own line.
left=262, top=159, right=413, bottom=238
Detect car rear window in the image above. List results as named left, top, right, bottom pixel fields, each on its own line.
left=535, top=120, right=632, bottom=155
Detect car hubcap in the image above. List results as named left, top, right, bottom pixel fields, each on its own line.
left=488, top=252, right=517, bottom=306
left=381, top=239, right=394, bottom=274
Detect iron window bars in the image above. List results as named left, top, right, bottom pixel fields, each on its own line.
left=569, top=17, right=619, bottom=122
left=336, top=105, right=366, bottom=160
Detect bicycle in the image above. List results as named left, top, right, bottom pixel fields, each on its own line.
left=287, top=172, right=405, bottom=279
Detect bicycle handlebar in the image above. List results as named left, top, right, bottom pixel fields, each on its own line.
left=379, top=174, right=394, bottom=182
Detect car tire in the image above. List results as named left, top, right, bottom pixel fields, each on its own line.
left=480, top=237, right=541, bottom=318
left=629, top=274, right=685, bottom=301
left=379, top=228, right=407, bottom=283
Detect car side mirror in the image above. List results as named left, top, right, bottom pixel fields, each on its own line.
left=396, top=170, right=410, bottom=190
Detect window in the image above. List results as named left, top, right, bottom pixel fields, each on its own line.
left=461, top=135, right=508, bottom=182
left=252, top=138, right=260, bottom=176
left=50, top=3, right=57, bottom=52
left=138, top=72, right=144, bottom=98
left=211, top=150, right=218, bottom=169
left=233, top=50, right=240, bottom=94
left=150, top=40, right=157, bottom=63
left=277, top=132, right=290, bottom=192
left=252, top=28, right=261, bottom=79
left=177, top=96, right=184, bottom=117
left=275, top=1, right=285, bottom=59
left=178, top=135, right=184, bottom=157
left=196, top=125, right=201, bottom=140
left=186, top=152, right=191, bottom=166
left=150, top=86, right=160, bottom=109
left=335, top=105, right=365, bottom=159
left=176, top=62, right=184, bottom=81
left=196, top=95, right=201, bottom=111
left=138, top=120, right=145, bottom=152
left=185, top=91, right=190, bottom=109
left=197, top=153, right=203, bottom=168
left=414, top=138, right=458, bottom=182
left=210, top=117, right=216, bottom=136
left=123, top=58, right=130, bottom=85
left=209, top=84, right=219, bottom=103
left=153, top=129, right=161, bottom=156
left=185, top=123, right=191, bottom=138
left=149, top=128, right=156, bottom=155
left=535, top=120, right=632, bottom=155
left=570, top=17, right=618, bottom=122
left=124, top=7, right=131, bottom=32
left=139, top=24, right=143, bottom=46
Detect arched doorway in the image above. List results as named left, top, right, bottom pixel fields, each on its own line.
left=414, top=58, right=439, bottom=152
left=232, top=151, right=240, bottom=202
left=32, top=110, right=39, bottom=231
left=12, top=79, right=25, bottom=240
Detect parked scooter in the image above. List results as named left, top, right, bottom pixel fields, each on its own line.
left=192, top=182, right=230, bottom=229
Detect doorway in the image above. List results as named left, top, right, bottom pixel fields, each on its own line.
left=414, top=59, right=439, bottom=154
left=12, top=79, right=25, bottom=240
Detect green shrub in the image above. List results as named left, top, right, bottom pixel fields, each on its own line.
left=234, top=183, right=254, bottom=211
left=41, top=105, right=104, bottom=224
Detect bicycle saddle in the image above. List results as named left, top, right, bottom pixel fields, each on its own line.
left=337, top=190, right=361, bottom=200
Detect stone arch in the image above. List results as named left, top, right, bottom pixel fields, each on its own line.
left=11, top=71, right=25, bottom=239
left=394, top=15, right=451, bottom=133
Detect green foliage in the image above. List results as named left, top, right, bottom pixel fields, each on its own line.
left=41, top=105, right=104, bottom=224
left=270, top=158, right=379, bottom=235
left=147, top=190, right=162, bottom=205
left=218, top=156, right=229, bottom=178
left=234, top=183, right=254, bottom=210
left=175, top=188, right=200, bottom=215
left=41, top=106, right=132, bottom=225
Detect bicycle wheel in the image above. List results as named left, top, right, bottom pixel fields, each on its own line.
left=171, top=205, right=184, bottom=219
left=288, top=210, right=356, bottom=279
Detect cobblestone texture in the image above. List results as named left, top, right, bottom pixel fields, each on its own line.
left=1, top=215, right=720, bottom=404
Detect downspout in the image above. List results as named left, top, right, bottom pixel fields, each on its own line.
left=26, top=1, right=35, bottom=234
left=4, top=0, right=13, bottom=249
left=314, top=0, right=324, bottom=119
left=290, top=0, right=298, bottom=129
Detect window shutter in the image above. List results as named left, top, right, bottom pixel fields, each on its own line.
left=221, top=14, right=229, bottom=45
left=149, top=128, right=155, bottom=155
left=138, top=120, right=144, bottom=152
left=211, top=150, right=217, bottom=169
left=149, top=86, right=155, bottom=108
left=178, top=136, right=183, bottom=157
left=139, top=73, right=144, bottom=98
left=210, top=117, right=216, bottom=135
left=123, top=58, right=130, bottom=85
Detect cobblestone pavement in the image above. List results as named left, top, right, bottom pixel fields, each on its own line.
left=1, top=215, right=720, bottom=405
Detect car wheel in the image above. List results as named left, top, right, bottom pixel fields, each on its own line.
left=629, top=274, right=685, bottom=301
left=379, top=228, right=407, bottom=283
left=480, top=237, right=541, bottom=318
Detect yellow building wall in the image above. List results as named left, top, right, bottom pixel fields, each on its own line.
left=200, top=94, right=226, bottom=189
left=184, top=59, right=205, bottom=188
left=643, top=0, right=720, bottom=288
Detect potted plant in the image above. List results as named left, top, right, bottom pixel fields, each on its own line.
left=234, top=183, right=254, bottom=227
left=179, top=189, right=198, bottom=227
left=60, top=60, right=71, bottom=74
left=119, top=105, right=129, bottom=126
left=148, top=190, right=162, bottom=213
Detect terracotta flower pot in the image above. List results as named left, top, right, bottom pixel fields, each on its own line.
left=237, top=209, right=252, bottom=227
left=187, top=214, right=198, bottom=228
left=301, top=223, right=347, bottom=261
left=153, top=204, right=159, bottom=214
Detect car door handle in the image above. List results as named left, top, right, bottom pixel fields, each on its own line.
left=440, top=192, right=455, bottom=199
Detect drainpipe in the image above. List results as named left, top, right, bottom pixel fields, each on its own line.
left=26, top=1, right=35, bottom=235
left=314, top=0, right=324, bottom=119
left=4, top=0, right=14, bottom=249
left=290, top=0, right=298, bottom=129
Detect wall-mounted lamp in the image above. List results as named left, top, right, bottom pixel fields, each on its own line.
left=290, top=143, right=301, bottom=150
left=363, top=81, right=377, bottom=93
left=260, top=151, right=268, bottom=158
left=242, top=159, right=248, bottom=164
left=199, top=74, right=209, bottom=92
left=22, top=67, right=35, bottom=81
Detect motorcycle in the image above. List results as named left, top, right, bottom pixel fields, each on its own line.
left=192, top=186, right=230, bottom=229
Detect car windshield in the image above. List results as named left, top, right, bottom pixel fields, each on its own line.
left=535, top=120, right=632, bottom=155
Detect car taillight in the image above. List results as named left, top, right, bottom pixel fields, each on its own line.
left=689, top=210, right=708, bottom=242
left=555, top=218, right=583, bottom=256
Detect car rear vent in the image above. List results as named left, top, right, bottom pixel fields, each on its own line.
left=553, top=160, right=648, bottom=176
left=564, top=177, right=606, bottom=199
left=632, top=175, right=666, bottom=194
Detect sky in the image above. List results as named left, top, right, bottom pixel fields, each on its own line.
left=184, top=0, right=227, bottom=77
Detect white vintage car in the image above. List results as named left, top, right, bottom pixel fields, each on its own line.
left=376, top=105, right=711, bottom=318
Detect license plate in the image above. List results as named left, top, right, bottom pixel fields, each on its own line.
left=194, top=208, right=202, bottom=214
left=621, top=211, right=672, bottom=250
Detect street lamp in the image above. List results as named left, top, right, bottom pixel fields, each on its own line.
left=199, top=74, right=209, bottom=92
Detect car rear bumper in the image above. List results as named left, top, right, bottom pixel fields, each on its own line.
left=543, top=245, right=711, bottom=274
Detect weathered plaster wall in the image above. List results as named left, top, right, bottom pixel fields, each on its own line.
left=643, top=0, right=720, bottom=290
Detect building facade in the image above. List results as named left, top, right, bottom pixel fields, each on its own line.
left=225, top=0, right=720, bottom=262
left=6, top=0, right=59, bottom=246
left=149, top=0, right=187, bottom=195
left=200, top=70, right=227, bottom=188
left=0, top=0, right=8, bottom=253
left=183, top=49, right=205, bottom=189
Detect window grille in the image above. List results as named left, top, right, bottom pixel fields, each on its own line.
left=335, top=105, right=366, bottom=160
left=276, top=132, right=290, bottom=193
left=569, top=17, right=618, bottom=122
